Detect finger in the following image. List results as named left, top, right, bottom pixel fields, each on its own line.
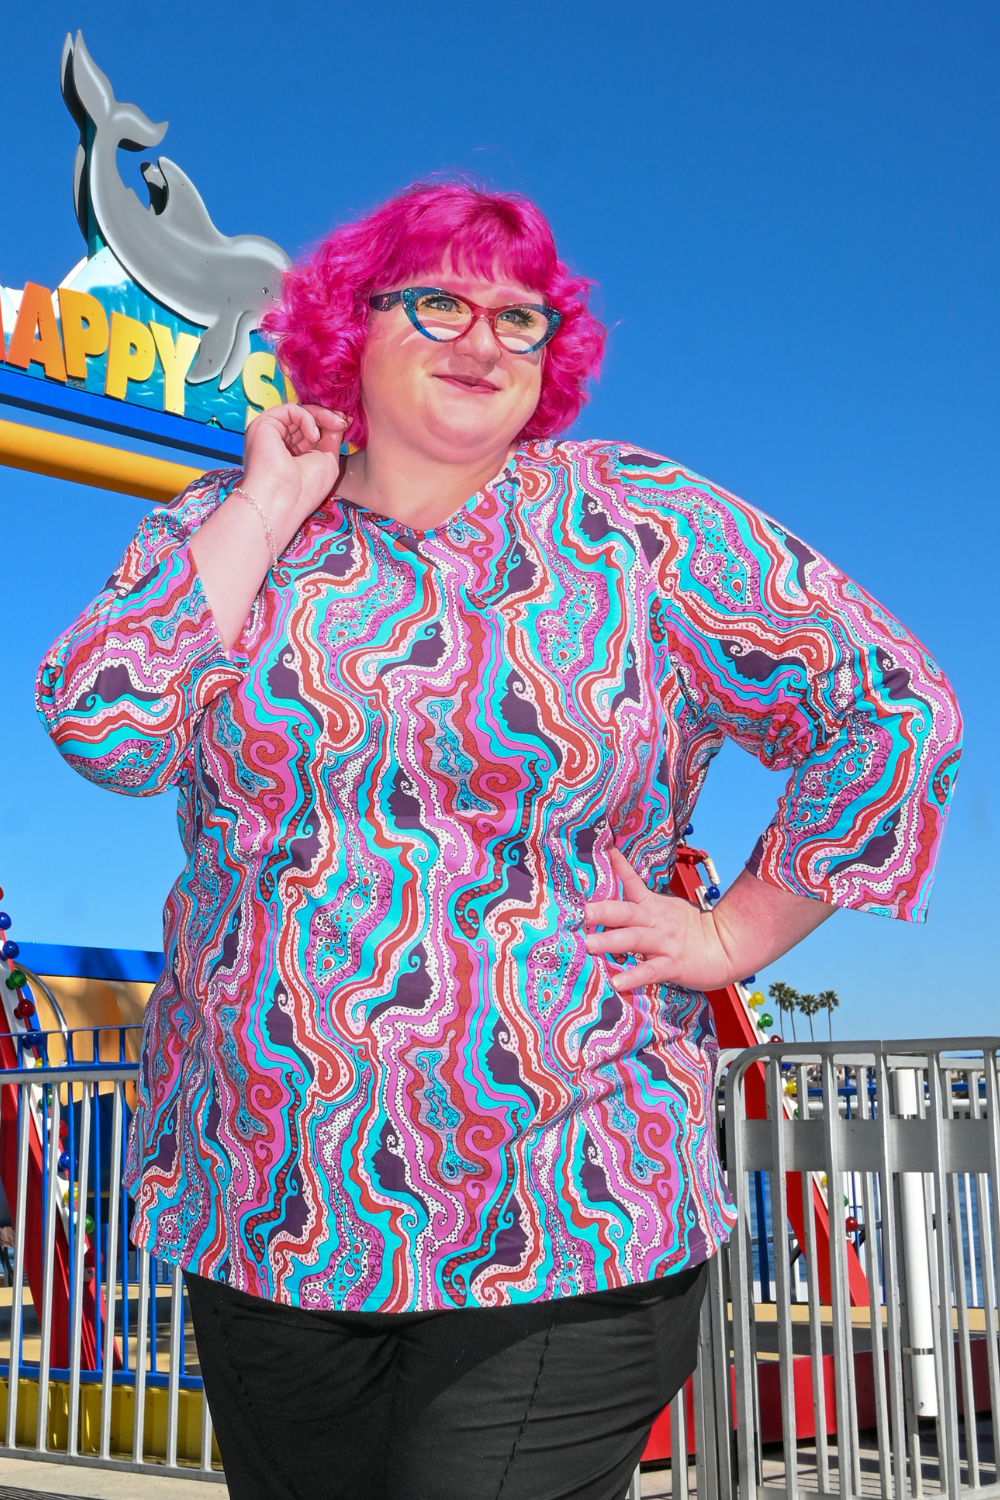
left=609, top=846, right=656, bottom=905
left=609, top=957, right=679, bottom=993
left=583, top=926, right=656, bottom=955
left=583, top=898, right=644, bottom=927
left=303, top=404, right=350, bottom=430
left=302, top=405, right=351, bottom=452
left=262, top=403, right=347, bottom=450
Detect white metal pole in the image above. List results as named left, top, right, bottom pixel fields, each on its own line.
left=894, top=1068, right=937, bottom=1418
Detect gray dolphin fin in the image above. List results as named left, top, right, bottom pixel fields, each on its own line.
left=219, top=309, right=261, bottom=391
left=140, top=162, right=168, bottom=215
left=152, top=156, right=228, bottom=246
left=187, top=316, right=229, bottom=386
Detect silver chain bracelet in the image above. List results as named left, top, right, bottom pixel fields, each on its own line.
left=231, top=483, right=279, bottom=570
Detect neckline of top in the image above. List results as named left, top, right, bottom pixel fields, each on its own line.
left=333, top=445, right=524, bottom=539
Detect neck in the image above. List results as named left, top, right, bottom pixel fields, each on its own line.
left=337, top=429, right=516, bottom=531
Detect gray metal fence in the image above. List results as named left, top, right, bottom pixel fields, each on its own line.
left=724, top=1038, right=1000, bottom=1500
left=3, top=1032, right=998, bottom=1497
left=0, top=1028, right=222, bottom=1482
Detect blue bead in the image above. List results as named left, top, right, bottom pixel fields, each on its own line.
left=0, top=913, right=10, bottom=930
left=706, top=884, right=721, bottom=902
left=682, top=823, right=694, bottom=837
left=742, top=974, right=756, bottom=985
left=2, top=940, right=18, bottom=959
left=58, top=1152, right=70, bottom=1172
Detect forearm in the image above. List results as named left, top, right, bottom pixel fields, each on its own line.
left=189, top=492, right=281, bottom=651
left=190, top=404, right=347, bottom=650
left=708, top=868, right=834, bottom=984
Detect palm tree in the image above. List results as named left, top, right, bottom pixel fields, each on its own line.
left=818, top=989, right=840, bottom=1040
left=797, top=993, right=820, bottom=1042
left=768, top=981, right=799, bottom=1041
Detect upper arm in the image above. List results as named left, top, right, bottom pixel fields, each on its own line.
left=36, top=469, right=247, bottom=797
left=620, top=450, right=962, bottom=921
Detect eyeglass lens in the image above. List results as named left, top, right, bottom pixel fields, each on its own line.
left=411, top=292, right=550, bottom=353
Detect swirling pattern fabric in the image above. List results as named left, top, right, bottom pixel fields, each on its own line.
left=36, top=440, right=961, bottom=1310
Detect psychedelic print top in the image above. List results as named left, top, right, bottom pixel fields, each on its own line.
left=37, top=440, right=962, bottom=1311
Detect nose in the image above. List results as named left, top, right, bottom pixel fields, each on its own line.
left=453, top=312, right=501, bottom=361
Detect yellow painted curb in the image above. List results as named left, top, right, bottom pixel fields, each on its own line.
left=0, top=1377, right=221, bottom=1466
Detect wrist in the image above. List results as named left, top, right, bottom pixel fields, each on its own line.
left=237, top=472, right=302, bottom=525
left=689, top=912, right=737, bottom=989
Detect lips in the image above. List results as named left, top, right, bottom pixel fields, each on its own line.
left=434, top=374, right=500, bottom=393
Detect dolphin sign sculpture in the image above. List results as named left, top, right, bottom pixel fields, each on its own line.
left=60, top=31, right=290, bottom=390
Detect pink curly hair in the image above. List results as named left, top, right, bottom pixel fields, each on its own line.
left=260, top=181, right=606, bottom=448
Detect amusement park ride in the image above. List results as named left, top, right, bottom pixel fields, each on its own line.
left=0, top=29, right=871, bottom=1471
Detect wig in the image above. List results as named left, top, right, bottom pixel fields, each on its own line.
left=260, top=182, right=606, bottom=448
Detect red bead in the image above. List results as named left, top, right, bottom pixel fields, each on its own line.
left=845, top=1216, right=860, bottom=1234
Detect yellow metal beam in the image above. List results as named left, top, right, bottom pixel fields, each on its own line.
left=0, top=416, right=206, bottom=503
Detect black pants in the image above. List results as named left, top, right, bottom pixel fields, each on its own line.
left=185, top=1261, right=708, bottom=1500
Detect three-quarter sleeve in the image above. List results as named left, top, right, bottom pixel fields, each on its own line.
left=36, top=467, right=247, bottom=798
left=621, top=451, right=962, bottom=922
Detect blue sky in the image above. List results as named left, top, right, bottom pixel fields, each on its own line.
left=1, top=0, right=996, bottom=1038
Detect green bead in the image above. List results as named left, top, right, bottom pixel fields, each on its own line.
left=84, top=1215, right=95, bottom=1235
left=4, top=969, right=28, bottom=990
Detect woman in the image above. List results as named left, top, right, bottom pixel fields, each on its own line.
left=37, top=183, right=961, bottom=1500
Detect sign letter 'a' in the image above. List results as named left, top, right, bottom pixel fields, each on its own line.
left=7, top=284, right=68, bottom=382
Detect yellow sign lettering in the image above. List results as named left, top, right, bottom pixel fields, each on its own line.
left=149, top=324, right=201, bottom=416
left=57, top=288, right=109, bottom=379
left=6, top=283, right=67, bottom=382
left=105, top=312, right=155, bottom=400
left=242, top=350, right=285, bottom=427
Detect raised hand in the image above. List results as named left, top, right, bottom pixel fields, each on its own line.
left=583, top=847, right=835, bottom=995
left=242, top=403, right=349, bottom=552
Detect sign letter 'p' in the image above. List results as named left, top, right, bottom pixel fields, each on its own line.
left=105, top=312, right=155, bottom=400
left=58, top=289, right=110, bottom=379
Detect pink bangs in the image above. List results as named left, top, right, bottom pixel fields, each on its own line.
left=260, top=181, right=606, bottom=448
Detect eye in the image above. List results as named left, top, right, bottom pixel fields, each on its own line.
left=496, top=306, right=535, bottom=329
left=422, top=294, right=464, bottom=313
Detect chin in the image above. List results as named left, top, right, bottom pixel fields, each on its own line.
left=423, top=405, right=519, bottom=456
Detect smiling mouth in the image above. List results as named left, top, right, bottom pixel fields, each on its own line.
left=434, top=373, right=500, bottom=393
